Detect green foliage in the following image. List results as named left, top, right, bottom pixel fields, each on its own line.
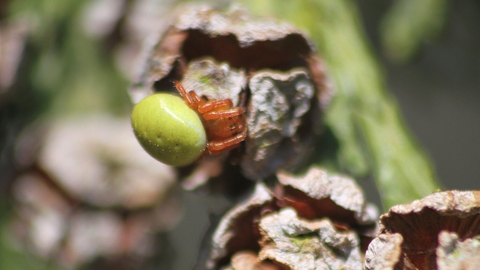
left=2, top=0, right=132, bottom=267
left=381, top=0, right=449, bottom=62
left=7, top=0, right=131, bottom=118
left=241, top=0, right=441, bottom=209
left=0, top=203, right=58, bottom=270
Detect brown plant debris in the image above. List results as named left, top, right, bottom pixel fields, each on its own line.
left=36, top=116, right=177, bottom=209
left=364, top=233, right=404, bottom=270
left=365, top=190, right=480, bottom=270
left=241, top=69, right=317, bottom=180
left=225, top=250, right=284, bottom=270
left=203, top=167, right=377, bottom=269
left=11, top=115, right=181, bottom=269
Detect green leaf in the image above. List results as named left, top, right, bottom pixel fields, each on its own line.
left=0, top=203, right=59, bottom=270
left=381, top=0, right=449, bottom=62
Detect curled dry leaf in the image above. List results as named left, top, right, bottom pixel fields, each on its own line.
left=36, top=116, right=177, bottom=209
left=227, top=251, right=282, bottom=270
left=276, top=168, right=378, bottom=226
left=364, top=233, right=404, bottom=270
left=130, top=5, right=331, bottom=189
left=12, top=171, right=179, bottom=269
left=203, top=167, right=377, bottom=269
left=242, top=69, right=318, bottom=180
left=365, top=190, right=480, bottom=270
left=206, top=183, right=273, bottom=269
left=11, top=115, right=181, bottom=268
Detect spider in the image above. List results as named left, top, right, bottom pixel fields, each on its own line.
left=173, top=81, right=247, bottom=156
left=131, top=81, right=247, bottom=166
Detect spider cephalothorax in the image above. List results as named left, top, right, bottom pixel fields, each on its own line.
left=131, top=81, right=247, bottom=166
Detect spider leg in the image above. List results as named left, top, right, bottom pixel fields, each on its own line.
left=206, top=129, right=247, bottom=155
left=188, top=90, right=205, bottom=105
left=203, top=107, right=245, bottom=120
left=197, top=99, right=233, bottom=114
left=174, top=81, right=197, bottom=108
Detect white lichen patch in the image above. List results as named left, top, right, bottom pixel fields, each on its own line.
left=437, top=231, right=480, bottom=270
left=259, top=208, right=363, bottom=270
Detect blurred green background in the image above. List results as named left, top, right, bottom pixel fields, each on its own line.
left=1, top=0, right=479, bottom=269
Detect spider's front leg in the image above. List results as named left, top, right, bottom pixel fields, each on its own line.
left=205, top=129, right=247, bottom=155
left=174, top=81, right=196, bottom=107
left=203, top=107, right=245, bottom=121
left=197, top=99, right=233, bottom=114
left=197, top=99, right=245, bottom=120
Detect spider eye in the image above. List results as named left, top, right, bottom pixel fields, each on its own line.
left=131, top=93, right=207, bottom=166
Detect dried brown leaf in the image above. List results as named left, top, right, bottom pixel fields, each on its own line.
left=366, top=190, right=480, bottom=269
left=204, top=167, right=377, bottom=269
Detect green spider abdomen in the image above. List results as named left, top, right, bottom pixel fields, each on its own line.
left=131, top=93, right=207, bottom=166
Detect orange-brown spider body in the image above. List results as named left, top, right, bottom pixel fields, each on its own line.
left=174, top=81, right=247, bottom=157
